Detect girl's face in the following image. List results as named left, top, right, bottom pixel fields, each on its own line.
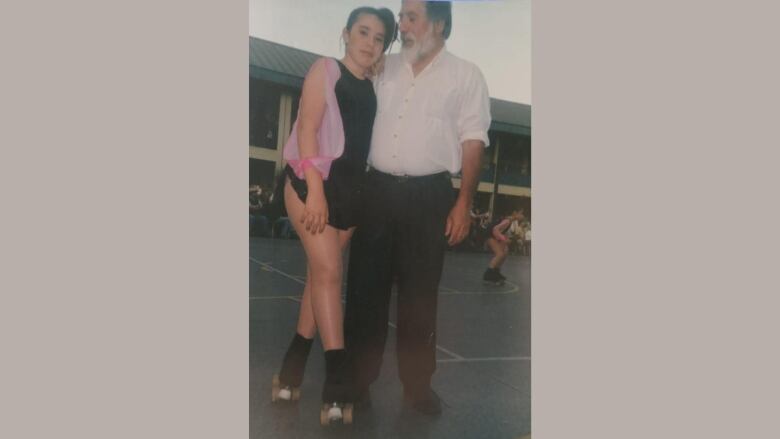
left=343, top=13, right=386, bottom=69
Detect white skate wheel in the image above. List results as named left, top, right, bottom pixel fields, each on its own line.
left=343, top=404, right=354, bottom=424
left=327, top=406, right=343, bottom=421
left=278, top=388, right=292, bottom=400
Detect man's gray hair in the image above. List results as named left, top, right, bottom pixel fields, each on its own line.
left=424, top=1, right=452, bottom=39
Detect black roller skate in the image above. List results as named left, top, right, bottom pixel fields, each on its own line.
left=482, top=267, right=505, bottom=286
left=271, top=333, right=313, bottom=402
left=319, top=349, right=354, bottom=426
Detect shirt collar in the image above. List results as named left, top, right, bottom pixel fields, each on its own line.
left=403, top=45, right=448, bottom=76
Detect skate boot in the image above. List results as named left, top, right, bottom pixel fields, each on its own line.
left=482, top=268, right=504, bottom=286
left=271, top=333, right=313, bottom=402
left=495, top=269, right=507, bottom=282
left=320, top=349, right=354, bottom=426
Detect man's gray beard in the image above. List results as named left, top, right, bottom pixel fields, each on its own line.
left=401, top=26, right=436, bottom=64
left=401, top=41, right=420, bottom=64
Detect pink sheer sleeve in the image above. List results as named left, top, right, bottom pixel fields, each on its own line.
left=282, top=58, right=344, bottom=180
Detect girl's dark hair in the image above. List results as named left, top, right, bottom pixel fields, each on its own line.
left=345, top=7, right=398, bottom=52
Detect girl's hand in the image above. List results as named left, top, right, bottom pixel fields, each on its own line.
left=301, top=189, right=328, bottom=234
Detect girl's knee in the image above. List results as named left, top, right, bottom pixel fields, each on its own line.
left=310, top=259, right=342, bottom=285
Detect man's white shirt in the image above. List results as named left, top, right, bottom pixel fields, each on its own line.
left=368, top=49, right=491, bottom=176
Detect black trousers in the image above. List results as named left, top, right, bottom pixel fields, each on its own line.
left=344, top=169, right=454, bottom=394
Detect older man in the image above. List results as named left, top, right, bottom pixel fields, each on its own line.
left=344, top=0, right=491, bottom=415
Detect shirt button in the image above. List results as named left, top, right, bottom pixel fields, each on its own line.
left=398, top=115, right=402, bottom=119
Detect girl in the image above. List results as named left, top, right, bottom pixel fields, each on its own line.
left=270, top=6, right=396, bottom=426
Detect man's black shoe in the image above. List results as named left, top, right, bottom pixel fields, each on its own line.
left=403, top=388, right=442, bottom=415
left=353, top=388, right=372, bottom=409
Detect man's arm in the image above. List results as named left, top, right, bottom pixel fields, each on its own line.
left=446, top=62, right=491, bottom=246
left=444, top=140, right=484, bottom=246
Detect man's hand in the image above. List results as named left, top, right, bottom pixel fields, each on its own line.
left=367, top=53, right=386, bottom=79
left=444, top=200, right=471, bottom=246
left=445, top=140, right=484, bottom=246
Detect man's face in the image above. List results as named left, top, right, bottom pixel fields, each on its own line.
left=399, top=1, right=438, bottom=63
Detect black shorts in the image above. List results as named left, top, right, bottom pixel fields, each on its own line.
left=285, top=164, right=364, bottom=231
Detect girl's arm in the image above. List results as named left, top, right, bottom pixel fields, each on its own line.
left=492, top=219, right=511, bottom=242
left=296, top=59, right=329, bottom=234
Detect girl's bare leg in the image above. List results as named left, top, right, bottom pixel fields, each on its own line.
left=294, top=228, right=354, bottom=339
left=274, top=181, right=357, bottom=404
left=487, top=238, right=509, bottom=269
left=294, top=266, right=316, bottom=338
left=285, top=181, right=354, bottom=350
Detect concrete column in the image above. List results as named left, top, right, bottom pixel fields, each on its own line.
left=489, top=136, right=501, bottom=217
left=274, top=93, right=294, bottom=174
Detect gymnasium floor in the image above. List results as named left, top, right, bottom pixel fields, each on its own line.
left=250, top=237, right=531, bottom=438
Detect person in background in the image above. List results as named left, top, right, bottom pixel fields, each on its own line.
left=482, top=209, right=524, bottom=284
left=465, top=207, right=490, bottom=250
left=249, top=185, right=269, bottom=236
left=523, top=222, right=531, bottom=256
left=508, top=215, right=524, bottom=254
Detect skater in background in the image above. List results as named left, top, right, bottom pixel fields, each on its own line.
left=483, top=208, right=524, bottom=284
left=270, top=6, right=397, bottom=426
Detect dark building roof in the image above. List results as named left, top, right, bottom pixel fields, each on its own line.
left=250, top=36, right=530, bottom=134
left=249, top=38, right=320, bottom=89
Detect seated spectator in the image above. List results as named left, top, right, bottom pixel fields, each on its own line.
left=456, top=208, right=489, bottom=251
left=523, top=224, right=531, bottom=256
left=250, top=186, right=270, bottom=237
left=508, top=218, right=525, bottom=255
left=273, top=217, right=294, bottom=239
left=263, top=174, right=297, bottom=240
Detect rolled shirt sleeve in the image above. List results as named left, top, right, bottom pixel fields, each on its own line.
left=458, top=64, right=491, bottom=147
